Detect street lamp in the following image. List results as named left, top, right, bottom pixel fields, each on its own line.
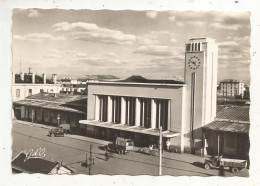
left=57, top=113, right=60, bottom=128
left=158, top=125, right=162, bottom=176
left=31, top=109, right=34, bottom=125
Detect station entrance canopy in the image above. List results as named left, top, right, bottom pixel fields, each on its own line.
left=79, top=120, right=180, bottom=138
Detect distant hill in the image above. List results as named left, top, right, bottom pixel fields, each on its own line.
left=78, top=75, right=120, bottom=81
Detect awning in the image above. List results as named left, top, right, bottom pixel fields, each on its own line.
left=79, top=120, right=180, bottom=138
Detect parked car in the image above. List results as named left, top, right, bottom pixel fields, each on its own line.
left=204, top=155, right=247, bottom=173
left=48, top=128, right=65, bottom=137
left=104, top=137, right=134, bottom=155
left=59, top=124, right=71, bottom=134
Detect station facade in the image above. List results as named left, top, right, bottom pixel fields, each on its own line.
left=79, top=38, right=218, bottom=154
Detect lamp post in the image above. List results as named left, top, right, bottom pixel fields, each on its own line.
left=31, top=109, right=34, bottom=125
left=57, top=113, right=60, bottom=128
left=158, top=126, right=162, bottom=176
left=85, top=144, right=95, bottom=175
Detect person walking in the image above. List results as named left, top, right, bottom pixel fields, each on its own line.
left=149, top=144, right=153, bottom=156
left=105, top=149, right=109, bottom=161
left=166, top=139, right=171, bottom=152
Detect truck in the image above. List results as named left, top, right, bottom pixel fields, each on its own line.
left=104, top=137, right=134, bottom=155
left=204, top=155, right=247, bottom=173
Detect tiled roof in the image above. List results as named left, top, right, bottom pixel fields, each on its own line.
left=203, top=120, right=249, bottom=134
left=118, top=75, right=185, bottom=85
left=220, top=79, right=242, bottom=83
left=216, top=106, right=249, bottom=122
left=14, top=93, right=87, bottom=114
left=26, top=93, right=87, bottom=103
left=14, top=99, right=86, bottom=114
left=12, top=152, right=59, bottom=174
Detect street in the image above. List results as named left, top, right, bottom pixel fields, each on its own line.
left=12, top=120, right=249, bottom=176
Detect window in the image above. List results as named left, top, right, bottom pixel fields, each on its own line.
left=155, top=99, right=169, bottom=130
left=99, top=95, right=108, bottom=122
left=111, top=96, right=121, bottom=124
left=140, top=98, right=151, bottom=128
left=125, top=97, right=136, bottom=126
left=28, top=89, right=32, bottom=96
left=16, top=89, right=20, bottom=98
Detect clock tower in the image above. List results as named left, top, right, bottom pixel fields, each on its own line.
left=184, top=38, right=218, bottom=152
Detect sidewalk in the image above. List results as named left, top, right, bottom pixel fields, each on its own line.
left=13, top=119, right=204, bottom=163
left=13, top=119, right=111, bottom=146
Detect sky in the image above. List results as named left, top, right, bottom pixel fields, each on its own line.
left=12, top=9, right=251, bottom=82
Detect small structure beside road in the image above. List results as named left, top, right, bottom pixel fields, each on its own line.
left=12, top=152, right=73, bottom=174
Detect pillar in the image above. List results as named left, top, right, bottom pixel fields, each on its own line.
left=107, top=96, right=113, bottom=123
left=21, top=106, right=25, bottom=119
left=167, top=100, right=171, bottom=131
left=135, top=98, right=141, bottom=127
left=121, top=97, right=126, bottom=124
left=151, top=99, right=157, bottom=129
left=95, top=95, right=100, bottom=120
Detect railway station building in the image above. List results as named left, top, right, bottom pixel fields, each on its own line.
left=79, top=37, right=219, bottom=154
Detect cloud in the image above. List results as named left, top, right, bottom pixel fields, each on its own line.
left=71, top=52, right=123, bottom=66
left=135, top=45, right=175, bottom=56
left=13, top=33, right=65, bottom=42
left=27, top=9, right=39, bottom=18
left=137, top=31, right=176, bottom=45
left=43, top=49, right=62, bottom=59
left=219, top=41, right=239, bottom=47
left=146, top=11, right=157, bottom=19
left=211, top=23, right=242, bottom=31
left=52, top=22, right=136, bottom=45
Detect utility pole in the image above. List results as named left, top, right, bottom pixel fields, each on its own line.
left=159, top=126, right=162, bottom=176
left=31, top=109, right=34, bottom=125
left=57, top=113, right=60, bottom=128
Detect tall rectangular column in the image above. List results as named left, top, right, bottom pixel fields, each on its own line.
left=121, top=97, right=126, bottom=124
left=135, top=98, right=141, bottom=127
left=167, top=100, right=171, bottom=131
left=107, top=96, right=113, bottom=123
left=95, top=95, right=100, bottom=120
left=151, top=99, right=157, bottom=129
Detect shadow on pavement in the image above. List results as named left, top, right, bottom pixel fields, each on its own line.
left=190, top=161, right=205, bottom=168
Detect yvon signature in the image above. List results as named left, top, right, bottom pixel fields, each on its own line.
left=23, top=147, right=46, bottom=162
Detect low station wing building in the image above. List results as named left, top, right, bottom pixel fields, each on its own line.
left=79, top=38, right=219, bottom=154
left=203, top=105, right=250, bottom=163
left=13, top=93, right=87, bottom=134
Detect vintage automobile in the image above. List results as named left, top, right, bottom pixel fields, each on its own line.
left=204, top=155, right=247, bottom=173
left=48, top=128, right=65, bottom=137
left=59, top=124, right=71, bottom=134
left=104, top=137, right=134, bottom=155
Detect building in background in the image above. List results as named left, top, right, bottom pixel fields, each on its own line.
left=12, top=69, right=61, bottom=102
left=79, top=37, right=219, bottom=154
left=219, top=79, right=245, bottom=98
left=13, top=93, right=87, bottom=134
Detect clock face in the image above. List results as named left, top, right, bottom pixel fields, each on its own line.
left=188, top=56, right=201, bottom=70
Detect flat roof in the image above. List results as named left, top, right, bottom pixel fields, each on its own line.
left=79, top=120, right=180, bottom=138
left=87, top=81, right=187, bottom=87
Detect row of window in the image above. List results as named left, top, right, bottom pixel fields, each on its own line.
left=15, top=88, right=54, bottom=98
left=96, top=95, right=169, bottom=130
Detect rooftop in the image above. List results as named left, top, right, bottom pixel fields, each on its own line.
left=203, top=120, right=249, bottom=134
left=15, top=74, right=53, bottom=84
left=117, top=75, right=185, bottom=85
left=220, top=79, right=243, bottom=83
left=216, top=105, right=249, bottom=122
left=12, top=152, right=60, bottom=174
left=14, top=93, right=87, bottom=114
